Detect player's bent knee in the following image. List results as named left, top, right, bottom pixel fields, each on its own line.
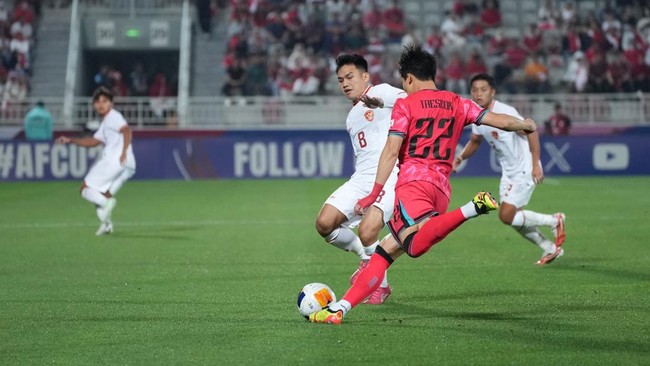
left=315, top=219, right=335, bottom=238
left=498, top=209, right=515, bottom=225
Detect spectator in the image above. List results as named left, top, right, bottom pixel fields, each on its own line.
left=424, top=25, right=444, bottom=56
left=523, top=23, right=543, bottom=54
left=292, top=67, right=319, bottom=96
left=129, top=62, right=148, bottom=96
left=505, top=39, right=528, bottom=69
left=523, top=53, right=550, bottom=93
left=24, top=100, right=53, bottom=140
left=587, top=49, right=612, bottom=92
left=196, top=0, right=212, bottom=38
left=304, top=14, right=326, bottom=54
left=149, top=72, right=175, bottom=119
left=465, top=49, right=488, bottom=77
left=13, top=1, right=34, bottom=24
left=222, top=57, right=247, bottom=96
left=464, top=15, right=485, bottom=45
left=444, top=52, right=467, bottom=94
left=383, top=0, right=405, bottom=42
left=607, top=51, right=634, bottom=92
left=538, top=0, right=558, bottom=23
left=545, top=103, right=571, bottom=136
left=2, top=70, right=27, bottom=109
left=343, top=21, right=368, bottom=53
left=245, top=52, right=271, bottom=96
left=94, top=65, right=111, bottom=88
left=363, top=1, right=383, bottom=36
left=440, top=11, right=466, bottom=50
left=325, top=0, right=346, bottom=21
left=563, top=51, right=589, bottom=92
left=479, top=0, right=501, bottom=28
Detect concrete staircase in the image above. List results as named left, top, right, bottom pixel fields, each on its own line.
left=191, top=12, right=228, bottom=96
left=30, top=8, right=71, bottom=97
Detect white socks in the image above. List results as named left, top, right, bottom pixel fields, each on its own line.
left=329, top=299, right=352, bottom=315
left=512, top=211, right=556, bottom=253
left=516, top=226, right=556, bottom=254
left=460, top=201, right=478, bottom=219
left=81, top=187, right=107, bottom=207
left=512, top=210, right=557, bottom=228
left=325, top=227, right=366, bottom=259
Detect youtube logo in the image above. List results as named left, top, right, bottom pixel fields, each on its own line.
left=593, top=143, right=629, bottom=170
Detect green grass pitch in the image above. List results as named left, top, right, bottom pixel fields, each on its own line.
left=1, top=177, right=649, bottom=365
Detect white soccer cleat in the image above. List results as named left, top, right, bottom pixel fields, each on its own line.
left=95, top=221, right=113, bottom=236
left=97, top=198, right=117, bottom=223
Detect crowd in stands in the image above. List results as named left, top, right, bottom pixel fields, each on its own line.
left=0, top=0, right=38, bottom=110
left=93, top=63, right=178, bottom=123
left=219, top=0, right=650, bottom=97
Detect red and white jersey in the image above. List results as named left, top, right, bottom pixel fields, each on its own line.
left=93, top=109, right=135, bottom=163
left=390, top=89, right=487, bottom=199
left=471, top=100, right=531, bottom=179
left=346, top=83, right=406, bottom=177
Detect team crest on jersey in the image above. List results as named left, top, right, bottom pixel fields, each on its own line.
left=491, top=131, right=499, bottom=140
left=364, top=110, right=374, bottom=122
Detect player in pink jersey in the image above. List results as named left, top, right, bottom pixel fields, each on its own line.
left=315, top=54, right=405, bottom=304
left=309, top=44, right=537, bottom=324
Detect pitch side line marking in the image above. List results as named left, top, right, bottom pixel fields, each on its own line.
left=0, top=219, right=310, bottom=229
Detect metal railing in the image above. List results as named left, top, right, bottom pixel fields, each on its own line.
left=1, top=93, right=648, bottom=129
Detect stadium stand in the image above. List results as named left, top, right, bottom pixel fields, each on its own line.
left=0, top=0, right=647, bottom=130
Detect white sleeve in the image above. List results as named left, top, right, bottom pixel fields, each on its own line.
left=107, top=113, right=127, bottom=132
left=377, top=84, right=406, bottom=108
left=93, top=124, right=104, bottom=143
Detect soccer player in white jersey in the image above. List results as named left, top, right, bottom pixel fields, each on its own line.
left=56, top=87, right=136, bottom=236
left=314, top=54, right=405, bottom=304
left=453, top=73, right=566, bottom=265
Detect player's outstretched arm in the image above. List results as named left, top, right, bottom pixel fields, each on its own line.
left=453, top=133, right=483, bottom=172
left=56, top=135, right=102, bottom=147
left=527, top=130, right=544, bottom=184
left=119, top=125, right=132, bottom=165
left=355, top=135, right=402, bottom=215
left=482, top=111, right=537, bottom=133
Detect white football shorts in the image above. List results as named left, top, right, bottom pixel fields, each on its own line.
left=85, top=155, right=135, bottom=193
left=324, top=171, right=397, bottom=228
left=499, top=174, right=535, bottom=209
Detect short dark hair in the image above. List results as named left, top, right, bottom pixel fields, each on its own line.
left=36, top=100, right=44, bottom=108
left=92, top=86, right=114, bottom=102
left=470, top=73, right=496, bottom=89
left=398, top=44, right=437, bottom=81
left=335, top=54, right=368, bottom=74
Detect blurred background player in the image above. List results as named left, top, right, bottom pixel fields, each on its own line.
left=314, top=54, right=405, bottom=304
left=453, top=73, right=565, bottom=265
left=56, top=87, right=136, bottom=236
left=309, top=45, right=537, bottom=324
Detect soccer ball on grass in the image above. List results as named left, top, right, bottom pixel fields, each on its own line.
left=297, top=283, right=336, bottom=319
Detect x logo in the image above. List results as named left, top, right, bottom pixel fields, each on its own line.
left=544, top=142, right=571, bottom=172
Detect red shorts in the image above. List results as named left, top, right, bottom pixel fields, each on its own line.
left=388, top=181, right=450, bottom=247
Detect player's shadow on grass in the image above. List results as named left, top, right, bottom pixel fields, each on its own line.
left=435, top=321, right=649, bottom=355
left=549, top=261, right=650, bottom=282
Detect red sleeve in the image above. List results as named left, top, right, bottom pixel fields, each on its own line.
left=388, top=98, right=409, bottom=138
left=457, top=97, right=488, bottom=126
